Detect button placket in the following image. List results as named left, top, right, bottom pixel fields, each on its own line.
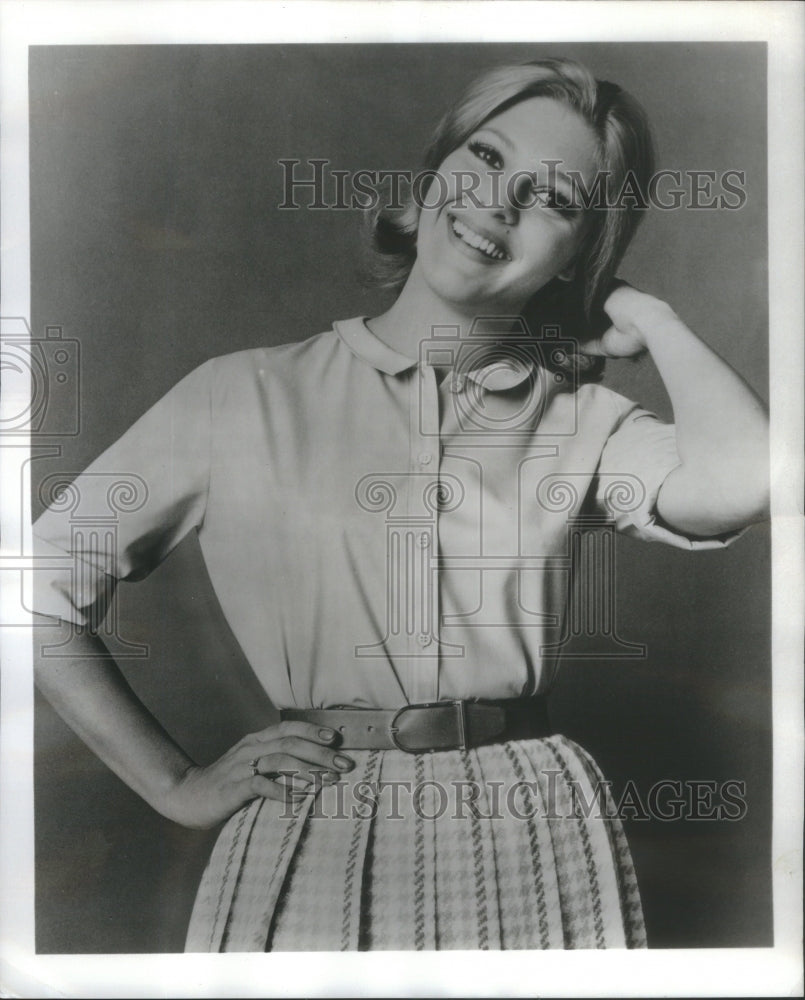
left=408, top=364, right=441, bottom=702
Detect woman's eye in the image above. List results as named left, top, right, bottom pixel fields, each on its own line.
left=468, top=140, right=503, bottom=170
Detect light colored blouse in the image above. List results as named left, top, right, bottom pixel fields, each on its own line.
left=32, top=317, right=735, bottom=709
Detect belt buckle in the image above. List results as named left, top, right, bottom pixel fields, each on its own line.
left=389, top=700, right=468, bottom=753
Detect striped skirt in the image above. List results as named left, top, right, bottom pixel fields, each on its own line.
left=185, top=735, right=645, bottom=951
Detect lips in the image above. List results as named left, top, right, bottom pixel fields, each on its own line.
left=447, top=213, right=510, bottom=262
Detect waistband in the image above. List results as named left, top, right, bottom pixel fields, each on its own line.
left=280, top=697, right=551, bottom=753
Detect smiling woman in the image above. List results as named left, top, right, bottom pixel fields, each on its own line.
left=417, top=98, right=596, bottom=314
left=29, top=49, right=770, bottom=953
left=371, top=60, right=653, bottom=320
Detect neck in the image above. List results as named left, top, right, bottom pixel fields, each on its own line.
left=366, top=263, right=523, bottom=366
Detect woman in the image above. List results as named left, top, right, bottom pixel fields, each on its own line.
left=32, top=57, right=769, bottom=951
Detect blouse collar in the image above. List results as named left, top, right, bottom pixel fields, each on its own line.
left=333, top=316, right=535, bottom=392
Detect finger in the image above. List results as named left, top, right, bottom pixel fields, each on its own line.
left=234, top=757, right=315, bottom=791
left=251, top=737, right=354, bottom=772
left=235, top=752, right=342, bottom=789
left=578, top=337, right=608, bottom=357
left=257, top=765, right=326, bottom=788
left=256, top=749, right=354, bottom=778
left=580, top=327, right=646, bottom=359
left=248, top=774, right=311, bottom=804
left=273, top=772, right=321, bottom=792
left=578, top=329, right=620, bottom=357
left=246, top=720, right=340, bottom=747
left=248, top=773, right=327, bottom=808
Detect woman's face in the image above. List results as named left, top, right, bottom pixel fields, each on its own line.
left=414, top=96, right=599, bottom=315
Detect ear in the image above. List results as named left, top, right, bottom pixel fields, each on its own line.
left=556, top=263, right=575, bottom=283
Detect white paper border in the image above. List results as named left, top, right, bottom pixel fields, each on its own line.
left=1, top=2, right=802, bottom=997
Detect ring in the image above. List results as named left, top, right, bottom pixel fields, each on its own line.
left=248, top=757, right=260, bottom=777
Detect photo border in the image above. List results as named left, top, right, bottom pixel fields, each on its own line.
left=1, top=2, right=802, bottom=997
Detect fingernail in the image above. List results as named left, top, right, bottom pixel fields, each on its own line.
left=318, top=728, right=336, bottom=741
left=321, top=772, right=339, bottom=784
left=334, top=754, right=353, bottom=771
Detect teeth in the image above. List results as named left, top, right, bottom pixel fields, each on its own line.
left=450, top=217, right=508, bottom=260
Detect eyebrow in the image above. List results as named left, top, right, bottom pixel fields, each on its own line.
left=478, top=126, right=515, bottom=152
left=475, top=126, right=578, bottom=189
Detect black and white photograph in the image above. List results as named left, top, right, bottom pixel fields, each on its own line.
left=0, top=2, right=802, bottom=997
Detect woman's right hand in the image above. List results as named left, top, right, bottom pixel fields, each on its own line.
left=162, top=721, right=355, bottom=829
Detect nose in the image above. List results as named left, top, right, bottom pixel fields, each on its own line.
left=491, top=170, right=534, bottom=226
left=492, top=201, right=517, bottom=227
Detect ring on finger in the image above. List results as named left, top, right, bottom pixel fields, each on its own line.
left=248, top=757, right=260, bottom=778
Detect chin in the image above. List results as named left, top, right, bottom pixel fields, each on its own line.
left=428, top=274, right=530, bottom=318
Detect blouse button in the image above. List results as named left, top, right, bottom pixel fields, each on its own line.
left=417, top=633, right=432, bottom=647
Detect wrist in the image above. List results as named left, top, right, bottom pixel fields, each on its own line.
left=150, top=761, right=202, bottom=825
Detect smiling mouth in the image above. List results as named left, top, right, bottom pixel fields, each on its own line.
left=449, top=215, right=510, bottom=261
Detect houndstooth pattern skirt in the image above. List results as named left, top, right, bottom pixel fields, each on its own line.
left=185, top=735, right=646, bottom=951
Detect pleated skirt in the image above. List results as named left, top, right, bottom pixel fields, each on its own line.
left=185, top=734, right=646, bottom=951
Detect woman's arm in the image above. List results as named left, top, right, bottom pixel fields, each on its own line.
left=585, top=283, right=770, bottom=537
left=34, top=622, right=198, bottom=817
left=34, top=620, right=353, bottom=829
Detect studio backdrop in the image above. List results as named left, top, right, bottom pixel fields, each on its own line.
left=29, top=42, right=770, bottom=952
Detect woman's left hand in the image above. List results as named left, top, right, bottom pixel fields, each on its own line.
left=581, top=281, right=675, bottom=358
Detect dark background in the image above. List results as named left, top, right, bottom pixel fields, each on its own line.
left=29, top=43, right=770, bottom=952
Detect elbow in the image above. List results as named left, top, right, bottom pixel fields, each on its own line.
left=667, top=416, right=771, bottom=534
left=656, top=462, right=770, bottom=537
left=740, top=476, right=771, bottom=527
left=719, top=456, right=771, bottom=529
left=728, top=441, right=771, bottom=527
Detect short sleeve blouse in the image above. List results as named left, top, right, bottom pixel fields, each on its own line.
left=31, top=318, right=740, bottom=709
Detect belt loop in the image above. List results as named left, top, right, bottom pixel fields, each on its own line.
left=455, top=699, right=467, bottom=750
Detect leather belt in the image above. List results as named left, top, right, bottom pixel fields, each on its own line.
left=280, top=697, right=551, bottom=753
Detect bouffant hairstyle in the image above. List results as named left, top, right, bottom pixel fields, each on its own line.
left=367, top=58, right=655, bottom=381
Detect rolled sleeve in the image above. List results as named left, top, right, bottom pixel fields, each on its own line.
left=594, top=404, right=745, bottom=551
left=31, top=359, right=214, bottom=626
